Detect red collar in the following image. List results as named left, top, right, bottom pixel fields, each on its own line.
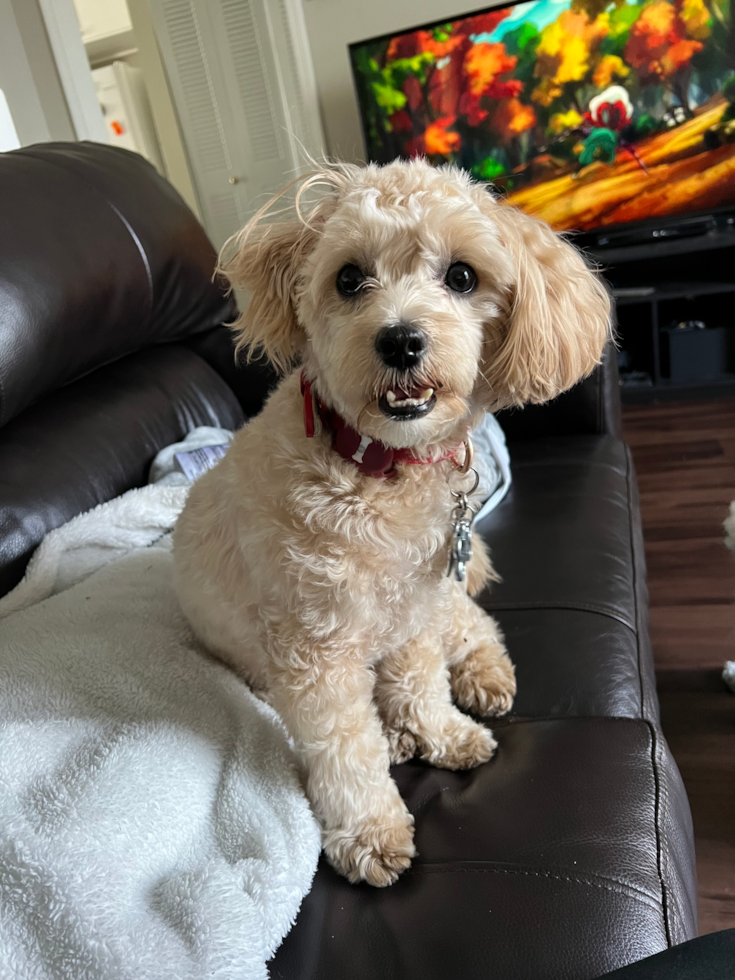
left=301, top=373, right=462, bottom=479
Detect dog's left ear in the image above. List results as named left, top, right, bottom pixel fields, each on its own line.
left=476, top=195, right=612, bottom=408
left=221, top=219, right=320, bottom=373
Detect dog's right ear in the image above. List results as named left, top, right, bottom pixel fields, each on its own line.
left=221, top=219, right=320, bottom=373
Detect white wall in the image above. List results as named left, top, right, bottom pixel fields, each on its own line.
left=302, top=0, right=500, bottom=162
left=0, top=89, right=20, bottom=151
left=0, top=0, right=76, bottom=144
left=39, top=0, right=109, bottom=142
left=72, top=0, right=132, bottom=44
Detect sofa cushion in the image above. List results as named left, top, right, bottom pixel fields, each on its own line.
left=481, top=438, right=636, bottom=627
left=0, top=345, right=243, bottom=597
left=0, top=143, right=235, bottom=430
left=497, top=608, right=643, bottom=719
left=270, top=716, right=696, bottom=980
left=477, top=436, right=658, bottom=722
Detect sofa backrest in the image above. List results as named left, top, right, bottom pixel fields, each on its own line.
left=496, top=346, right=622, bottom=441
left=0, top=143, right=259, bottom=597
left=0, top=142, right=239, bottom=430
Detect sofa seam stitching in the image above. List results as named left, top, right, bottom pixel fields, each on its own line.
left=645, top=719, right=673, bottom=946
left=407, top=866, right=663, bottom=909
left=482, top=600, right=636, bottom=632
left=503, top=714, right=653, bottom=725
left=625, top=446, right=672, bottom=942
left=656, top=727, right=678, bottom=942
left=625, top=445, right=646, bottom=722
left=660, top=740, right=676, bottom=940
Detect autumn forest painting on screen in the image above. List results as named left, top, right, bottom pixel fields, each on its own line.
left=350, top=0, right=735, bottom=231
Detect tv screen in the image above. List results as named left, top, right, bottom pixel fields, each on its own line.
left=349, top=0, right=735, bottom=233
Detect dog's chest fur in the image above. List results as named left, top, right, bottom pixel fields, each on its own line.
left=234, top=378, right=460, bottom=657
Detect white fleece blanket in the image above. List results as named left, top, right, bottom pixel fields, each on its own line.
left=0, top=484, right=321, bottom=980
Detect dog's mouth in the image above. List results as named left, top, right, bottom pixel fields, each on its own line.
left=378, top=385, right=436, bottom=421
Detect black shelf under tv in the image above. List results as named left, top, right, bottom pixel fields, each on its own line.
left=606, top=274, right=735, bottom=403
left=585, top=222, right=735, bottom=268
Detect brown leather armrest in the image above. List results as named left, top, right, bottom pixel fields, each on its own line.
left=495, top=343, right=622, bottom=441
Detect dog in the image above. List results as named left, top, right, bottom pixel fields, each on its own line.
left=173, top=158, right=611, bottom=887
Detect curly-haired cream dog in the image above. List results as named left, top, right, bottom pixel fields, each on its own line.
left=173, top=159, right=611, bottom=887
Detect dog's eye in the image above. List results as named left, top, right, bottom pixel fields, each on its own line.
left=336, top=264, right=367, bottom=296
left=445, top=262, right=477, bottom=294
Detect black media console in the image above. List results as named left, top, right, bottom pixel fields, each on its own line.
left=586, top=223, right=735, bottom=404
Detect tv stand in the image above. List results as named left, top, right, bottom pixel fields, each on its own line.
left=613, top=282, right=735, bottom=402
left=594, top=240, right=735, bottom=403
left=584, top=217, right=735, bottom=266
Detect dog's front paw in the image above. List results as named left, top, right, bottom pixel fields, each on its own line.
left=324, top=812, right=416, bottom=887
left=451, top=641, right=516, bottom=717
left=384, top=725, right=418, bottom=765
left=421, top=714, right=497, bottom=770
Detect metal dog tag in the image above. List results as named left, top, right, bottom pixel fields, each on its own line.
left=447, top=463, right=480, bottom=584
left=448, top=516, right=473, bottom=582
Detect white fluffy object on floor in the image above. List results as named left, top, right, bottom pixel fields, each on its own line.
left=0, top=482, right=321, bottom=980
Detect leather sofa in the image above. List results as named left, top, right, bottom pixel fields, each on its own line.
left=0, top=143, right=697, bottom=979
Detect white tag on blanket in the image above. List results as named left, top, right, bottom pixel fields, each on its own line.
left=173, top=444, right=229, bottom=481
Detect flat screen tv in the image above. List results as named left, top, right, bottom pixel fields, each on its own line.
left=349, top=0, right=735, bottom=239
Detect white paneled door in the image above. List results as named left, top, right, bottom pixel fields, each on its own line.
left=148, top=0, right=324, bottom=248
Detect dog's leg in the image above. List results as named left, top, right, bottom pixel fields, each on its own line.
left=446, top=585, right=516, bottom=717
left=376, top=628, right=497, bottom=770
left=268, top=639, right=415, bottom=887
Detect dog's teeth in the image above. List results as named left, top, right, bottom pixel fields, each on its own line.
left=385, top=386, right=434, bottom=409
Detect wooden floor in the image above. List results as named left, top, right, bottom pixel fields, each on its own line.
left=623, top=398, right=735, bottom=936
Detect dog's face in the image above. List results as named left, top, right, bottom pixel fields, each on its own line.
left=224, top=159, right=611, bottom=450
left=295, top=170, right=512, bottom=449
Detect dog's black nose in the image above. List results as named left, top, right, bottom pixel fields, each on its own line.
left=375, top=323, right=428, bottom=370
